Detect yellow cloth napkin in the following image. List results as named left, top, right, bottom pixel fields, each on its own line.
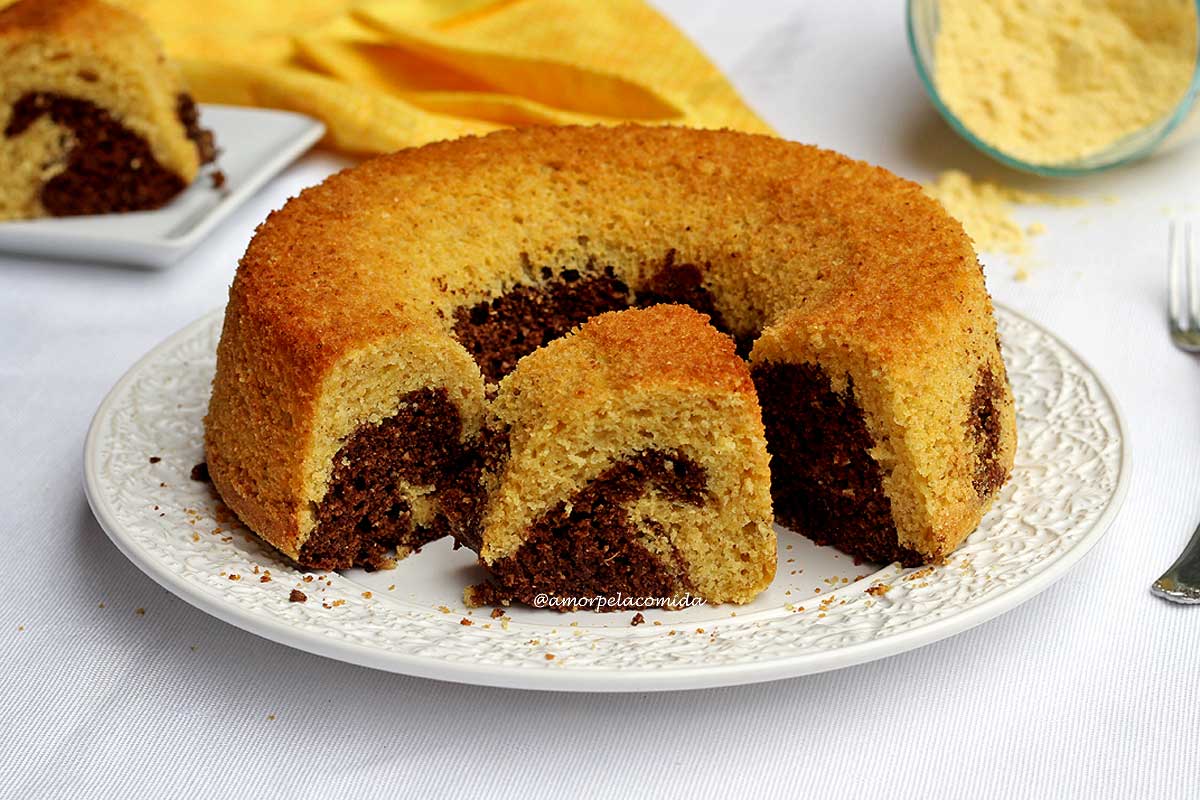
left=112, top=0, right=774, bottom=154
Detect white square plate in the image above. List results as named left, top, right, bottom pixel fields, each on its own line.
left=0, top=104, right=324, bottom=268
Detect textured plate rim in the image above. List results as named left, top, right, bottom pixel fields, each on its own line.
left=83, top=305, right=1130, bottom=692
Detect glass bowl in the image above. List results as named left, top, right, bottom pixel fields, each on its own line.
left=906, top=0, right=1200, bottom=176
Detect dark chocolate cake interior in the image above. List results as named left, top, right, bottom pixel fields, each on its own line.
left=5, top=91, right=214, bottom=216
left=302, top=251, right=1002, bottom=573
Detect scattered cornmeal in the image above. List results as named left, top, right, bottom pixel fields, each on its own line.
left=934, top=0, right=1198, bottom=165
left=924, top=170, right=1083, bottom=256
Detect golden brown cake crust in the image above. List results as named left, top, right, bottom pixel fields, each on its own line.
left=224, top=125, right=989, bottom=366
left=557, top=303, right=755, bottom=396
left=206, top=124, right=1016, bottom=567
left=0, top=0, right=137, bottom=36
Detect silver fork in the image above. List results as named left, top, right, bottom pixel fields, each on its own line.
left=1154, top=221, right=1200, bottom=603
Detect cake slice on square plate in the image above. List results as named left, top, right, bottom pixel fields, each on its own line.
left=0, top=0, right=215, bottom=221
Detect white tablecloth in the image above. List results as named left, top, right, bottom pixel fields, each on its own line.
left=4, top=2, right=1198, bottom=797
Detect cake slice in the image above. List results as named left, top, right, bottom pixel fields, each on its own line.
left=0, top=0, right=216, bottom=220
left=462, top=305, right=776, bottom=610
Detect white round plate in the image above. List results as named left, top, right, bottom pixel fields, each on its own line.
left=84, top=306, right=1128, bottom=692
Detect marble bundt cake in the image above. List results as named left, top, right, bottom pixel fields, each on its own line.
left=204, top=125, right=1016, bottom=578
left=460, top=305, right=776, bottom=608
left=0, top=0, right=216, bottom=220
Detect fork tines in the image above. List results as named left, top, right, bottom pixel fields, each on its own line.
left=1168, top=221, right=1200, bottom=351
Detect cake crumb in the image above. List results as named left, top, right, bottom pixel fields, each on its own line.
left=544, top=653, right=555, bottom=661
left=490, top=607, right=505, bottom=619
left=17, top=625, right=24, bottom=632
left=630, top=612, right=645, bottom=626
left=267, top=714, right=276, bottom=721
left=289, top=589, right=306, bottom=603
left=190, top=462, right=210, bottom=482
left=148, top=456, right=161, bottom=464
left=463, top=581, right=510, bottom=608
left=228, top=574, right=240, bottom=581
left=260, top=575, right=271, bottom=583
left=135, top=608, right=145, bottom=616
left=388, top=584, right=395, bottom=591
left=866, top=583, right=891, bottom=597
left=362, top=591, right=372, bottom=599
left=331, top=599, right=345, bottom=607
left=460, top=618, right=473, bottom=626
